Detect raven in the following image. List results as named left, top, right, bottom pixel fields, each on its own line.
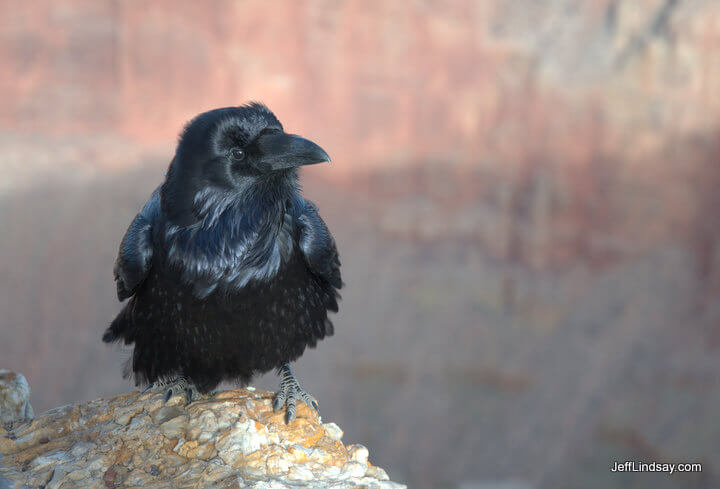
left=103, top=103, right=341, bottom=422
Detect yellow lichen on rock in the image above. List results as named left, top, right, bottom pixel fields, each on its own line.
left=0, top=387, right=405, bottom=489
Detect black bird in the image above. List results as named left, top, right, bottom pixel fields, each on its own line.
left=103, top=103, right=341, bottom=422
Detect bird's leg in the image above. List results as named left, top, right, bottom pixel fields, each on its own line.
left=143, top=377, right=199, bottom=404
left=273, top=364, right=319, bottom=424
left=142, top=378, right=173, bottom=392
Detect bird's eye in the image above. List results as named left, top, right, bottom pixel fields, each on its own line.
left=230, top=148, right=245, bottom=160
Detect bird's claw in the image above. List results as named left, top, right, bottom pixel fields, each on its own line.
left=145, top=377, right=198, bottom=404
left=273, top=365, right=319, bottom=424
left=273, top=385, right=318, bottom=424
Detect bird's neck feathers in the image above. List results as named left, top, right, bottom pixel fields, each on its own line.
left=192, top=170, right=302, bottom=231
left=163, top=171, right=304, bottom=295
left=164, top=171, right=303, bottom=278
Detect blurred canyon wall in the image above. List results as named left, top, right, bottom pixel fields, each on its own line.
left=1, top=0, right=719, bottom=270
left=1, top=2, right=720, bottom=488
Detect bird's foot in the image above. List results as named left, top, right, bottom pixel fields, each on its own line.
left=143, top=377, right=199, bottom=404
left=273, top=364, right=319, bottom=424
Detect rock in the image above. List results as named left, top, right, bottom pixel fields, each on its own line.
left=0, top=370, right=33, bottom=424
left=347, top=445, right=369, bottom=465
left=322, top=422, right=344, bottom=442
left=0, top=388, right=404, bottom=489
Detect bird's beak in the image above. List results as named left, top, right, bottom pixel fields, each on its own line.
left=255, top=132, right=331, bottom=172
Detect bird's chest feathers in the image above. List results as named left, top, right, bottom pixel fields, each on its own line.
left=165, top=200, right=298, bottom=297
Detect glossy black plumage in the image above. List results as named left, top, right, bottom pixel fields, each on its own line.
left=103, top=104, right=341, bottom=393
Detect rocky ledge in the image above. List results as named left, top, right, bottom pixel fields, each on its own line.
left=0, top=386, right=404, bottom=489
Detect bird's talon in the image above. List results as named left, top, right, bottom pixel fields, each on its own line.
left=286, top=409, right=296, bottom=424
left=273, top=364, right=319, bottom=423
left=273, top=393, right=285, bottom=412
left=157, top=377, right=197, bottom=405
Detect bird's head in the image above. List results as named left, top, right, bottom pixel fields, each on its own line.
left=161, top=103, right=330, bottom=225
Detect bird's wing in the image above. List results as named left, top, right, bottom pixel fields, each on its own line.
left=297, top=200, right=342, bottom=289
left=114, top=187, right=161, bottom=301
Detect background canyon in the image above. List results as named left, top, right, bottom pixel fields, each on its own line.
left=1, top=1, right=719, bottom=488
